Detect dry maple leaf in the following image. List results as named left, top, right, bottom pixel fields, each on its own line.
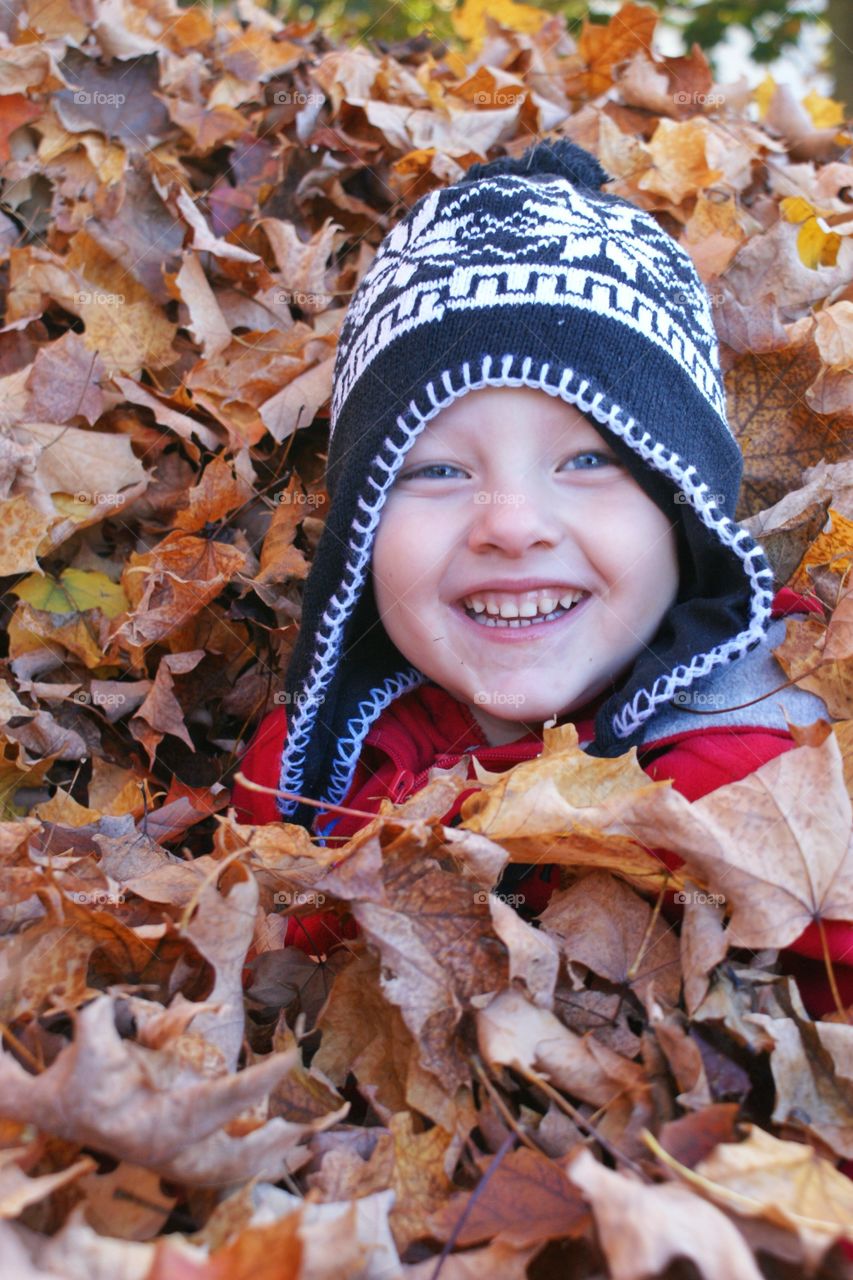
left=4, top=0, right=853, bottom=1271
left=567, top=2, right=659, bottom=98
left=594, top=730, right=853, bottom=951
left=0, top=995, right=340, bottom=1184
left=567, top=1146, right=765, bottom=1280
left=428, top=1145, right=590, bottom=1249
left=726, top=338, right=853, bottom=518
left=648, top=1123, right=853, bottom=1267
left=477, top=987, right=649, bottom=1112
left=539, top=868, right=682, bottom=1008
left=460, top=723, right=690, bottom=893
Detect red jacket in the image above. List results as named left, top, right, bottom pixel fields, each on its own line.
left=232, top=586, right=853, bottom=1021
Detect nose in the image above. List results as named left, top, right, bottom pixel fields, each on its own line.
left=467, top=480, right=565, bottom=555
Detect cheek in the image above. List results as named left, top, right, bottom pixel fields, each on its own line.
left=603, top=501, right=679, bottom=591
left=371, top=511, right=427, bottom=612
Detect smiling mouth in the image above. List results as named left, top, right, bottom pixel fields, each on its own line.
left=459, top=593, right=590, bottom=628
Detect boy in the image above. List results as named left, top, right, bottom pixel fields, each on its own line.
left=232, top=137, right=849, bottom=1019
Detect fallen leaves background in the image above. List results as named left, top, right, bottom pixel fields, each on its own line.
left=3, top=0, right=853, bottom=1275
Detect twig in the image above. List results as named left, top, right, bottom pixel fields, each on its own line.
left=514, top=1063, right=649, bottom=1181
left=428, top=1129, right=516, bottom=1280
left=470, top=1054, right=545, bottom=1155
left=0, top=1022, right=43, bottom=1073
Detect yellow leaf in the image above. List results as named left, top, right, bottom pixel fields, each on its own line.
left=34, top=785, right=99, bottom=827
left=797, top=216, right=841, bottom=270
left=11, top=568, right=129, bottom=618
left=780, top=196, right=842, bottom=269
left=754, top=73, right=776, bottom=119
left=802, top=88, right=845, bottom=128
left=780, top=195, right=816, bottom=224
left=444, top=49, right=469, bottom=79
left=451, top=0, right=546, bottom=51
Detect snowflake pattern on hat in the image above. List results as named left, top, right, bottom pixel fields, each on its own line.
left=331, top=176, right=727, bottom=433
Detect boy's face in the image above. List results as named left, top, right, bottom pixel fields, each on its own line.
left=370, top=385, right=680, bottom=746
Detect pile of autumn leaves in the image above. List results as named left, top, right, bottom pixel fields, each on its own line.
left=4, top=717, right=853, bottom=1276
left=3, top=0, right=853, bottom=1272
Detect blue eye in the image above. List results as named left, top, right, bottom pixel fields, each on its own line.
left=400, top=463, right=465, bottom=480
left=564, top=451, right=615, bottom=470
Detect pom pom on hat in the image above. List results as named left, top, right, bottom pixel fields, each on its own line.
left=459, top=137, right=611, bottom=191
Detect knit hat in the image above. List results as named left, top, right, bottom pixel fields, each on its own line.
left=275, top=137, right=775, bottom=836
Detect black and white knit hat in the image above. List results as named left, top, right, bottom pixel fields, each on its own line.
left=276, top=137, right=775, bottom=836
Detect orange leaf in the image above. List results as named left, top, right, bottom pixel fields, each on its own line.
left=570, top=2, right=659, bottom=98
left=0, top=93, right=41, bottom=163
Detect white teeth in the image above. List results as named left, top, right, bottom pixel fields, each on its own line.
left=461, top=589, right=586, bottom=618
left=460, top=589, right=589, bottom=628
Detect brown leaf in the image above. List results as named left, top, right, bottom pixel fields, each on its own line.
left=429, top=1145, right=589, bottom=1248
left=387, top=1111, right=454, bottom=1252
left=540, top=869, right=681, bottom=1008
left=746, top=1009, right=853, bottom=1160
left=24, top=330, right=106, bottom=426
left=488, top=892, right=559, bottom=1008
left=567, top=1147, right=765, bottom=1280
left=353, top=845, right=508, bottom=1092
left=726, top=339, right=853, bottom=517
left=772, top=614, right=853, bottom=718
left=477, top=987, right=649, bottom=1111
left=0, top=995, right=335, bottom=1184
left=603, top=731, right=853, bottom=950
left=116, top=532, right=247, bottom=655
left=680, top=878, right=729, bottom=1015
left=461, top=725, right=688, bottom=894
